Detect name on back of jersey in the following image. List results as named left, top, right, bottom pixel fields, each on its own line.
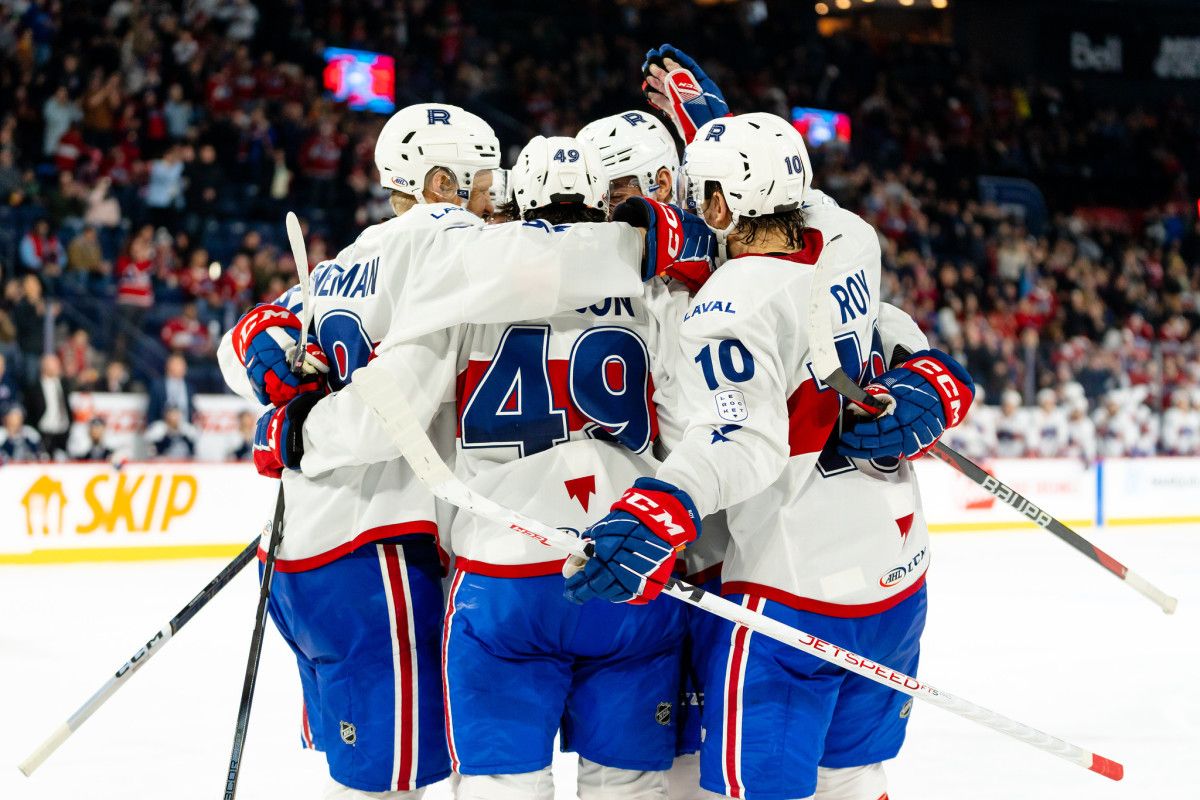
left=312, top=257, right=380, bottom=299
left=830, top=269, right=871, bottom=323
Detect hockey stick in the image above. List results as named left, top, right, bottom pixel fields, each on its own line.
left=926, top=441, right=1176, bottom=613
left=805, top=264, right=1177, bottom=614
left=17, top=540, right=258, bottom=777
left=348, top=365, right=1124, bottom=782
left=223, top=212, right=312, bottom=799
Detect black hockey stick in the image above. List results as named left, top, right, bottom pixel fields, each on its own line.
left=924, top=442, right=1176, bottom=612
left=18, top=539, right=259, bottom=776
left=223, top=213, right=311, bottom=799
left=807, top=265, right=1177, bottom=614
left=222, top=485, right=284, bottom=800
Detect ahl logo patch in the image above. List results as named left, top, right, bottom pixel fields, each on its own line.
left=899, top=699, right=913, bottom=719
left=340, top=720, right=357, bottom=745
left=655, top=702, right=672, bottom=726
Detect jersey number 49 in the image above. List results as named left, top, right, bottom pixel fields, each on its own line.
left=460, top=325, right=655, bottom=457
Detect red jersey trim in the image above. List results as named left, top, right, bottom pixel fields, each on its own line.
left=454, top=557, right=567, bottom=578
left=721, top=572, right=926, bottom=619
left=728, top=229, right=825, bottom=265
left=258, top=521, right=438, bottom=573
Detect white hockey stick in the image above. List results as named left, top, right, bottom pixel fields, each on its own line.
left=805, top=241, right=1176, bottom=614
left=17, top=541, right=258, bottom=776
left=348, top=366, right=1124, bottom=782
left=285, top=211, right=314, bottom=374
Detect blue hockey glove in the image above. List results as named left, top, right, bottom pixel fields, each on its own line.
left=839, top=349, right=975, bottom=460
left=563, top=477, right=700, bottom=605
left=252, top=392, right=322, bottom=478
left=613, top=196, right=717, bottom=288
left=641, top=44, right=730, bottom=144
left=231, top=304, right=329, bottom=407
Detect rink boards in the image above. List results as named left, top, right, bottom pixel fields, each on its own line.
left=1, top=457, right=1198, bottom=563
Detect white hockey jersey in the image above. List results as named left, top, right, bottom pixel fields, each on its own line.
left=1027, top=407, right=1069, bottom=457
left=1161, top=407, right=1200, bottom=455
left=656, top=207, right=931, bottom=616
left=1093, top=406, right=1138, bottom=457
left=218, top=204, right=647, bottom=569
left=1064, top=414, right=1098, bottom=461
left=993, top=409, right=1029, bottom=458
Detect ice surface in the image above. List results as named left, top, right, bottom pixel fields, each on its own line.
left=2, top=525, right=1196, bottom=799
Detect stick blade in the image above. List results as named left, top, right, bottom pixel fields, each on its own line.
left=1088, top=753, right=1124, bottom=781
left=284, top=212, right=308, bottom=280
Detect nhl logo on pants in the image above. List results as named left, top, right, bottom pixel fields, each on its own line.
left=340, top=720, right=357, bottom=745
left=655, top=702, right=672, bottom=726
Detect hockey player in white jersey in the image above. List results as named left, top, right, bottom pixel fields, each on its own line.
left=1028, top=388, right=1069, bottom=457
left=994, top=389, right=1029, bottom=457
left=1064, top=398, right=1098, bottom=461
left=1094, top=392, right=1140, bottom=457
left=224, top=102, right=713, bottom=799
left=1161, top=390, right=1200, bottom=455
left=579, top=107, right=728, bottom=792
left=566, top=114, right=976, bottom=800
left=578, top=110, right=679, bottom=208
left=257, top=134, right=713, bottom=799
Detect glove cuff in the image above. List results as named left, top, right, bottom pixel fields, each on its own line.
left=231, top=304, right=300, bottom=364
left=611, top=477, right=700, bottom=549
left=611, top=195, right=652, bottom=228
left=281, top=391, right=323, bottom=469
left=902, top=349, right=974, bottom=428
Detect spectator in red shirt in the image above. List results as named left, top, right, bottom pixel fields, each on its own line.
left=205, top=66, right=236, bottom=116
left=178, top=250, right=219, bottom=305
left=115, top=235, right=155, bottom=335
left=160, top=301, right=213, bottom=358
left=53, top=124, right=88, bottom=174
left=58, top=328, right=100, bottom=386
left=299, top=119, right=345, bottom=206
left=218, top=253, right=254, bottom=309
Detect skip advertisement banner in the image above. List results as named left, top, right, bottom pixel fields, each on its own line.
left=1, top=458, right=1196, bottom=563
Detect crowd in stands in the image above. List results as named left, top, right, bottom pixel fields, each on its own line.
left=1, top=0, right=1198, bottom=463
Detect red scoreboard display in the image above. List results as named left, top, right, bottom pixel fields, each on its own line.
left=323, top=47, right=396, bottom=113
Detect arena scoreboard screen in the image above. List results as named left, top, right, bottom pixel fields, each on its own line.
left=323, top=47, right=396, bottom=113
left=791, top=106, right=852, bottom=147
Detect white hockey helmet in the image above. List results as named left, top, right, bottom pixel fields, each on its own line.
left=577, top=110, right=678, bottom=196
left=510, top=135, right=607, bottom=216
left=679, top=114, right=807, bottom=240
left=739, top=111, right=814, bottom=203
left=374, top=103, right=501, bottom=201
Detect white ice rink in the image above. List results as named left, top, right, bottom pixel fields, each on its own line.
left=2, top=525, right=1197, bottom=800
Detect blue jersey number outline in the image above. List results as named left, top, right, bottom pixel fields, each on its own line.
left=315, top=309, right=373, bottom=390
left=461, top=324, right=653, bottom=457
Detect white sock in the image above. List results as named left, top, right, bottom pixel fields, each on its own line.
left=323, top=777, right=425, bottom=799
left=814, top=763, right=887, bottom=800
left=455, top=767, right=554, bottom=800
left=577, top=757, right=669, bottom=800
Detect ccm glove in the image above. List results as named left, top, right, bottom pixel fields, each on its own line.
left=641, top=44, right=730, bottom=144
left=563, top=477, right=700, bottom=605
left=613, top=196, right=717, bottom=289
left=839, top=349, right=975, bottom=460
left=231, top=304, right=329, bottom=406
left=252, top=392, right=323, bottom=478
